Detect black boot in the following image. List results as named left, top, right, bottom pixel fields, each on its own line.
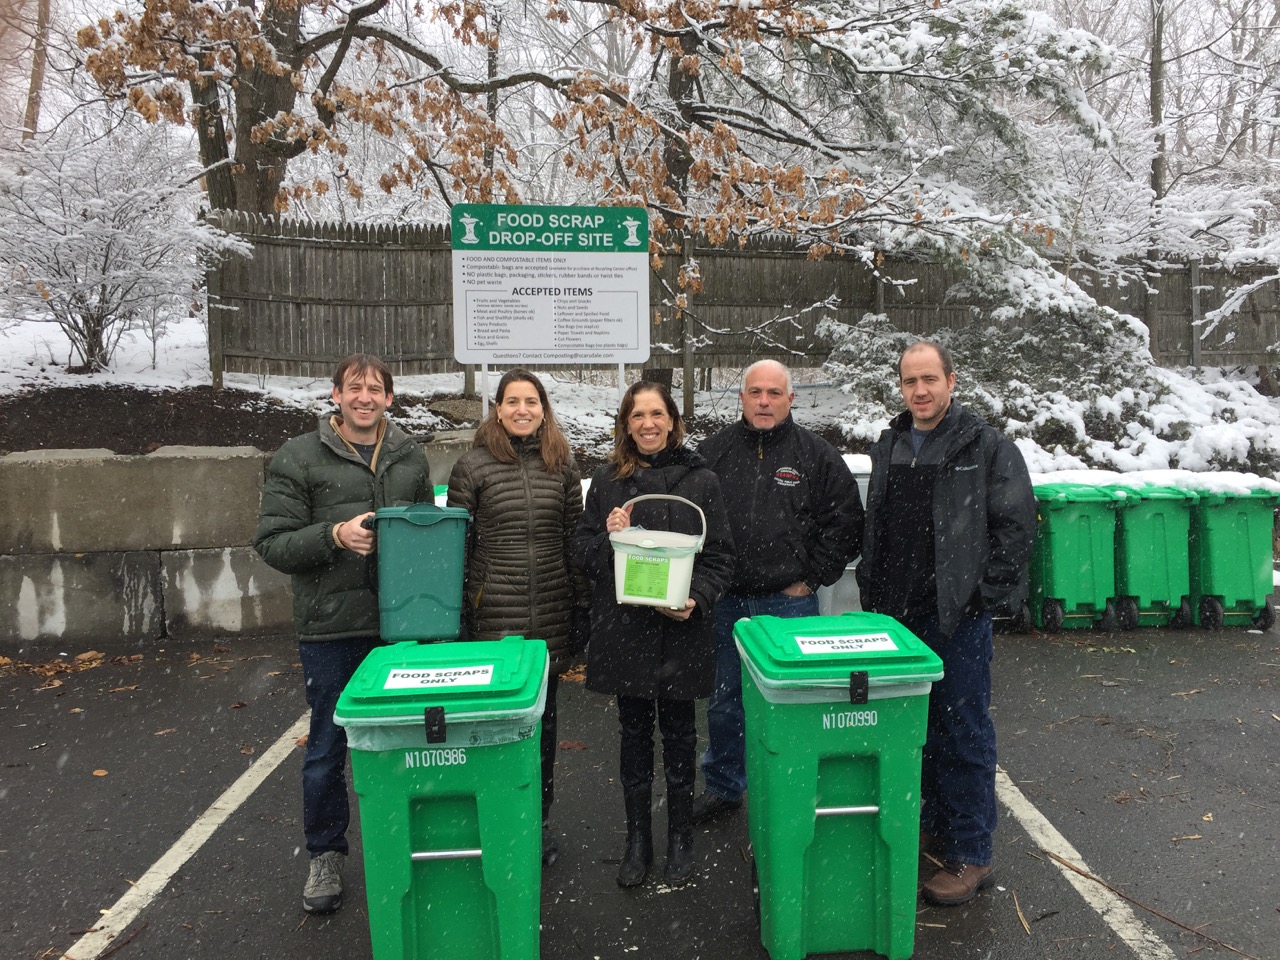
left=664, top=778, right=695, bottom=886
left=617, top=789, right=653, bottom=887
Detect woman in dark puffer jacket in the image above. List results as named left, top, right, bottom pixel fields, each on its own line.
left=446, top=369, right=586, bottom=867
left=572, top=381, right=734, bottom=888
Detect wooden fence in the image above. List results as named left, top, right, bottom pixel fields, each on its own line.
left=204, top=212, right=1280, bottom=383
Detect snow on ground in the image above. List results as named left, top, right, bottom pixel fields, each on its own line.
left=3, top=314, right=1278, bottom=492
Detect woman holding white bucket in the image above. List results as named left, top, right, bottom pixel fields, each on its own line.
left=446, top=369, right=588, bottom=868
left=572, top=381, right=735, bottom=888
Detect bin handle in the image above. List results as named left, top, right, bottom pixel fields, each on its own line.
left=620, top=494, right=707, bottom=549
left=411, top=847, right=482, bottom=861
left=815, top=805, right=880, bottom=817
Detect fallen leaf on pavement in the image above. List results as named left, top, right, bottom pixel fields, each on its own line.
left=154, top=728, right=177, bottom=737
left=558, top=740, right=589, bottom=751
left=92, top=769, right=108, bottom=777
left=1171, top=834, right=1201, bottom=842
left=1202, top=813, right=1214, bottom=822
left=230, top=701, right=247, bottom=709
left=1171, top=689, right=1204, bottom=698
left=295, top=735, right=308, bottom=747
left=110, top=685, right=139, bottom=693
left=240, top=745, right=256, bottom=756
left=37, top=678, right=63, bottom=690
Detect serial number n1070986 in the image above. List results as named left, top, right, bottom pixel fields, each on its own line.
left=404, top=748, right=468, bottom=768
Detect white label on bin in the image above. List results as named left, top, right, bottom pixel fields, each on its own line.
left=794, top=633, right=898, bottom=654
left=384, top=665, right=495, bottom=689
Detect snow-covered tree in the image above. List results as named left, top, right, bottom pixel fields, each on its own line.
left=77, top=0, right=1111, bottom=269
left=0, top=121, right=248, bottom=371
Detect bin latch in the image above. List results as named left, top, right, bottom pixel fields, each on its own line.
left=424, top=706, right=447, bottom=744
left=848, top=671, right=869, bottom=705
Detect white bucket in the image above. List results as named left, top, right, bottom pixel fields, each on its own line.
left=609, top=494, right=707, bottom=609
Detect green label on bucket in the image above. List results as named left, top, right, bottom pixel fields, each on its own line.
left=623, top=555, right=670, bottom=600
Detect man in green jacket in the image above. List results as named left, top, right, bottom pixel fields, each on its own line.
left=255, top=354, right=430, bottom=914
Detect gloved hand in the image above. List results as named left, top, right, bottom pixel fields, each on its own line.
left=567, top=606, right=591, bottom=657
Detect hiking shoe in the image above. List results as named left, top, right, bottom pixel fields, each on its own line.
left=691, top=790, right=742, bottom=825
left=921, top=860, right=994, bottom=906
left=302, top=851, right=345, bottom=914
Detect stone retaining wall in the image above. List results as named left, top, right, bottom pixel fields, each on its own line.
left=0, top=435, right=473, bottom=649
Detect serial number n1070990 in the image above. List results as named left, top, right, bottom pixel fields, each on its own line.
left=822, top=710, right=878, bottom=730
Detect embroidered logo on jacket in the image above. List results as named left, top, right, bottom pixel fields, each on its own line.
left=774, top=466, right=802, bottom=487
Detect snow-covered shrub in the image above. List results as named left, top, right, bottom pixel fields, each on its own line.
left=822, top=297, right=1280, bottom=475
left=0, top=126, right=248, bottom=372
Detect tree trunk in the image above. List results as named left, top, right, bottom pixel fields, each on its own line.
left=230, top=1, right=303, bottom=214
left=20, top=0, right=49, bottom=141
left=190, top=77, right=237, bottom=211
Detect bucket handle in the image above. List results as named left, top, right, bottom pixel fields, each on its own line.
left=620, top=494, right=707, bottom=549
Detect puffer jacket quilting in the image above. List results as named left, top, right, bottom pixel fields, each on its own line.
left=254, top=416, right=432, bottom=642
left=447, top=436, right=584, bottom=672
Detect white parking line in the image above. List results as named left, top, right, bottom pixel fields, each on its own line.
left=995, top=766, right=1178, bottom=960
left=64, top=711, right=311, bottom=960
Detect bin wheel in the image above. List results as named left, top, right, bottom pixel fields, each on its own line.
left=1041, top=599, right=1065, bottom=633
left=1116, top=598, right=1140, bottom=631
left=1096, top=599, right=1119, bottom=632
left=1169, top=597, right=1193, bottom=629
left=1254, top=603, right=1275, bottom=631
left=1199, top=597, right=1225, bottom=630
left=1010, top=601, right=1034, bottom=635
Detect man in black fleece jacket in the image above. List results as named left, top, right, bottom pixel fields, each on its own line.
left=858, top=341, right=1034, bottom=907
left=693, top=359, right=864, bottom=823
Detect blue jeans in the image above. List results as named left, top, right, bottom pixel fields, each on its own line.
left=299, top=637, right=381, bottom=856
left=701, top=591, right=820, bottom=801
left=908, top=612, right=997, bottom=867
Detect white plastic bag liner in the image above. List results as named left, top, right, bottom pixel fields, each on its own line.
left=609, top=494, right=706, bottom=609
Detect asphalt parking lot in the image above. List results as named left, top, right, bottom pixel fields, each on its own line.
left=2, top=617, right=1277, bottom=960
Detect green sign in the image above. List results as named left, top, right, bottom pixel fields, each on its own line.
left=452, top=203, right=647, bottom=253
left=451, top=202, right=651, bottom=364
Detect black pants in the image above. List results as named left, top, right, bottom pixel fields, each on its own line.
left=616, top=694, right=696, bottom=796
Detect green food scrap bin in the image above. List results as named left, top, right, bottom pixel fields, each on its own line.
left=1188, top=489, right=1279, bottom=628
left=1030, top=483, right=1123, bottom=631
left=1105, top=484, right=1196, bottom=629
left=335, top=638, right=548, bottom=960
left=735, top=612, right=943, bottom=960
left=374, top=503, right=470, bottom=641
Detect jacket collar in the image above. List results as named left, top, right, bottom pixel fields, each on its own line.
left=888, top=402, right=979, bottom=455
left=318, top=414, right=412, bottom=470
left=734, top=413, right=795, bottom=444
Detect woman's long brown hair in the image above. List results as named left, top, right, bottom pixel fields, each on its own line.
left=472, top=369, right=572, bottom=472
left=610, top=380, right=685, bottom=479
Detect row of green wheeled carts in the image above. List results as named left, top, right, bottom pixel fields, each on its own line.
left=1017, top=483, right=1279, bottom=632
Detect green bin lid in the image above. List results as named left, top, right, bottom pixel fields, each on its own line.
left=1192, top=487, right=1280, bottom=506
left=334, top=637, right=547, bottom=728
left=1100, top=483, right=1197, bottom=502
left=374, top=502, right=470, bottom=526
left=1033, top=482, right=1124, bottom=504
left=733, top=612, right=942, bottom=691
